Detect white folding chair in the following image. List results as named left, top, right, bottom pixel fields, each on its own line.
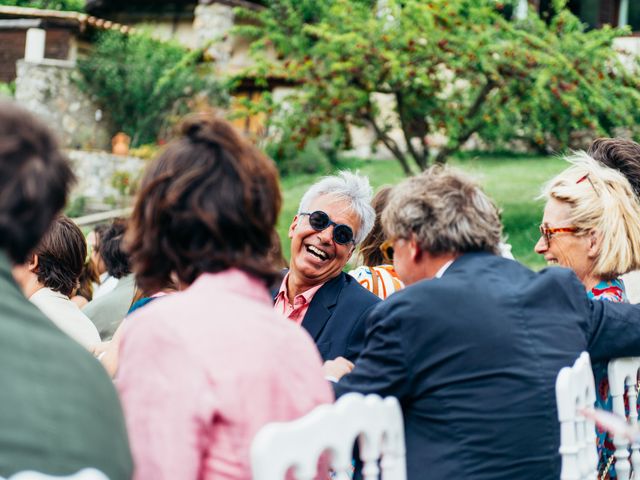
left=4, top=469, right=108, bottom=480
left=556, top=351, right=598, bottom=480
left=251, top=392, right=406, bottom=480
left=607, top=356, right=640, bottom=480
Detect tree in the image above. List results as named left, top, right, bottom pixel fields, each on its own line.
left=0, top=0, right=85, bottom=11
left=77, top=30, right=228, bottom=147
left=236, top=0, right=640, bottom=174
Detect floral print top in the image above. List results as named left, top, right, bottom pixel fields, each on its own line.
left=588, top=278, right=630, bottom=479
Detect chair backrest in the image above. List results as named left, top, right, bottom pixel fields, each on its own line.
left=251, top=393, right=406, bottom=480
left=556, top=351, right=598, bottom=480
left=4, top=469, right=108, bottom=480
left=607, top=356, right=640, bottom=480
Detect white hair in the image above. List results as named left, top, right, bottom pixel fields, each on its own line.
left=298, top=171, right=375, bottom=244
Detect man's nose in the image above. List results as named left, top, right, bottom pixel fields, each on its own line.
left=317, top=225, right=334, bottom=244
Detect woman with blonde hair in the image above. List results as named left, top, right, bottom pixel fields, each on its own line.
left=535, top=151, right=640, bottom=478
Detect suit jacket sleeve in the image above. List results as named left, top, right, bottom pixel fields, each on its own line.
left=343, top=303, right=377, bottom=362
left=334, top=302, right=411, bottom=400
left=587, top=299, right=640, bottom=362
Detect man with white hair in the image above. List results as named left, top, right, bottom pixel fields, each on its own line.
left=275, top=171, right=380, bottom=362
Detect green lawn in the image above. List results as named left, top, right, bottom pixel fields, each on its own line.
left=278, top=154, right=567, bottom=269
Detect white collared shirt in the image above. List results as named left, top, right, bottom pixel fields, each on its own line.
left=435, top=260, right=454, bottom=279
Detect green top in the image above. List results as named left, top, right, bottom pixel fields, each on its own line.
left=0, top=251, right=133, bottom=479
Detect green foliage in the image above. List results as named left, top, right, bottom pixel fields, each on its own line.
left=0, top=0, right=85, bottom=11
left=238, top=0, right=640, bottom=174
left=77, top=30, right=228, bottom=147
left=128, top=143, right=160, bottom=160
left=257, top=96, right=345, bottom=174
left=64, top=195, right=86, bottom=218
left=110, top=170, right=136, bottom=197
left=265, top=135, right=332, bottom=176
left=0, top=81, right=15, bottom=97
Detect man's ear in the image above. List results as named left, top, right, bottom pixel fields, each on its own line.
left=409, top=236, right=422, bottom=262
left=587, top=230, right=601, bottom=259
left=288, top=215, right=299, bottom=239
left=28, top=254, right=38, bottom=272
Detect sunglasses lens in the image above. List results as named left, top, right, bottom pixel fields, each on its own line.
left=386, top=246, right=394, bottom=261
left=333, top=224, right=354, bottom=245
left=308, top=211, right=330, bottom=231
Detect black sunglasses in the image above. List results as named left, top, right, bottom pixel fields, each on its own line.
left=299, top=211, right=355, bottom=245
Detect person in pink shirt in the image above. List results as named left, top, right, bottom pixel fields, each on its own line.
left=116, top=114, right=333, bottom=480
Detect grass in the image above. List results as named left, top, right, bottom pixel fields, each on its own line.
left=277, top=153, right=567, bottom=270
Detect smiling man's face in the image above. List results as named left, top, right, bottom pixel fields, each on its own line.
left=288, top=194, right=359, bottom=288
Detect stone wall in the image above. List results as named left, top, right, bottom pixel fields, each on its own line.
left=67, top=150, right=145, bottom=211
left=193, top=3, right=235, bottom=69
left=14, top=59, right=111, bottom=150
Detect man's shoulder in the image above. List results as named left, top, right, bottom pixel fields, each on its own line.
left=331, top=271, right=381, bottom=306
left=0, top=287, right=122, bottom=408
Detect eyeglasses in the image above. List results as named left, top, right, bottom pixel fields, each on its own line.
left=538, top=224, right=579, bottom=246
left=380, top=239, right=395, bottom=263
left=299, top=211, right=355, bottom=245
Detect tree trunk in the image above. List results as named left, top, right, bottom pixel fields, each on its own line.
left=364, top=102, right=414, bottom=176
left=396, top=92, right=428, bottom=171
left=435, top=79, right=496, bottom=164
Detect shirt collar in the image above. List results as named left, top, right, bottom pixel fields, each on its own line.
left=435, top=259, right=454, bottom=279
left=276, top=272, right=325, bottom=305
left=30, top=286, right=68, bottom=301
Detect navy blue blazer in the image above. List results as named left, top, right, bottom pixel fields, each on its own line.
left=275, top=271, right=380, bottom=362
left=334, top=252, right=640, bottom=480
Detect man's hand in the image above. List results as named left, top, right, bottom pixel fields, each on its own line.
left=323, top=356, right=354, bottom=381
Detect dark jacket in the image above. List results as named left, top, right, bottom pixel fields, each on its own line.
left=276, top=271, right=380, bottom=362
left=334, top=252, right=640, bottom=480
left=0, top=251, right=133, bottom=479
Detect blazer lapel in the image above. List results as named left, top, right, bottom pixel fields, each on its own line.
left=301, top=273, right=344, bottom=341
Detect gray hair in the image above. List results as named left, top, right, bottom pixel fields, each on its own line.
left=382, top=165, right=502, bottom=255
left=298, top=171, right=375, bottom=244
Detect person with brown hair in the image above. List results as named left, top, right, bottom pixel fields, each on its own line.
left=116, top=114, right=332, bottom=479
left=0, top=101, right=131, bottom=478
left=12, top=216, right=100, bottom=350
left=588, top=137, right=640, bottom=305
left=349, top=186, right=404, bottom=299
left=70, top=257, right=100, bottom=308
left=82, top=218, right=136, bottom=339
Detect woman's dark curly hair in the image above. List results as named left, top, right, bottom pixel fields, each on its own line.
left=34, top=216, right=86, bottom=297
left=125, top=114, right=282, bottom=293
left=358, top=186, right=392, bottom=267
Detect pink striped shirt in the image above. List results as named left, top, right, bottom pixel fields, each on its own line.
left=117, top=269, right=333, bottom=480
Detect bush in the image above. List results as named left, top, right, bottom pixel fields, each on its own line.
left=64, top=195, right=86, bottom=218
left=0, top=0, right=84, bottom=11
left=77, top=30, right=228, bottom=147
left=265, top=135, right=332, bottom=176
left=0, top=81, right=14, bottom=98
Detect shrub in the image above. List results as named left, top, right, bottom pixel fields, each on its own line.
left=0, top=81, right=14, bottom=98
left=0, top=0, right=85, bottom=11
left=77, top=30, right=228, bottom=147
